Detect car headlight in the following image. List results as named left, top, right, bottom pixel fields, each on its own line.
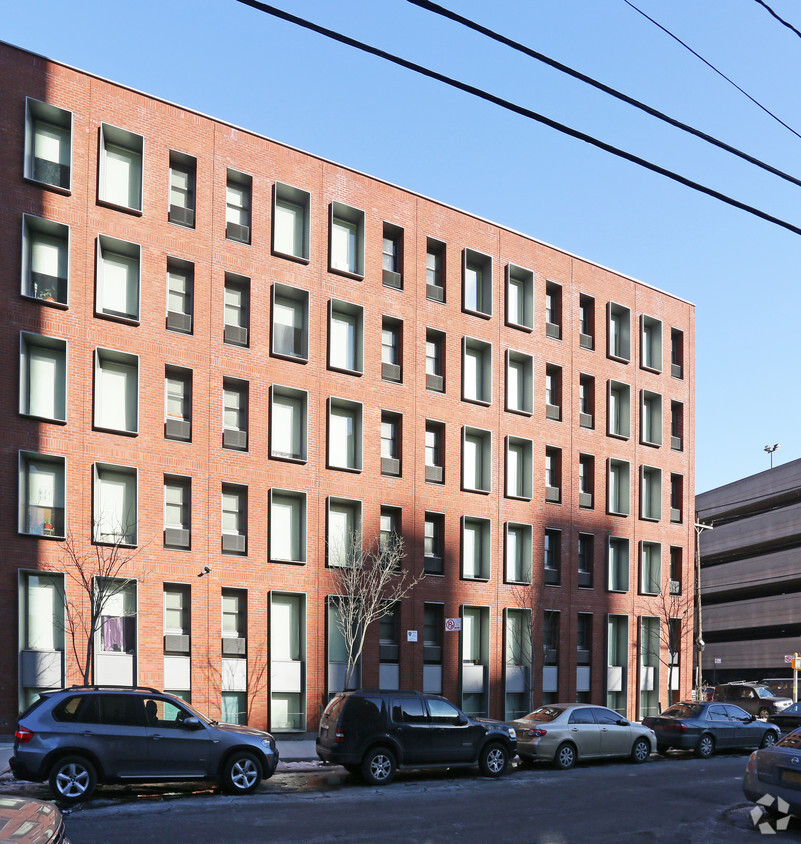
left=508, top=727, right=516, bottom=740
left=261, top=737, right=275, bottom=751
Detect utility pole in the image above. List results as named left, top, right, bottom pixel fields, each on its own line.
left=694, top=519, right=713, bottom=698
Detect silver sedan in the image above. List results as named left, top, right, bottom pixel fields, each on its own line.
left=510, top=703, right=656, bottom=769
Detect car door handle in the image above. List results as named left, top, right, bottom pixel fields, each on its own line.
left=571, top=727, right=579, bottom=732
left=81, top=731, right=92, bottom=737
left=152, top=734, right=163, bottom=740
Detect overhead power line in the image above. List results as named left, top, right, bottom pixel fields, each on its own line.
left=753, top=0, right=801, bottom=40
left=623, top=0, right=801, bottom=142
left=235, top=0, right=801, bottom=237
left=409, top=0, right=801, bottom=189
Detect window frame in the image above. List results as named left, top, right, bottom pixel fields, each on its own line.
left=426, top=238, right=446, bottom=302
left=462, top=248, right=492, bottom=318
left=18, top=450, right=67, bottom=539
left=271, top=283, right=309, bottom=361
left=94, top=347, right=139, bottom=435
left=506, top=264, right=534, bottom=331
left=269, top=489, right=307, bottom=564
left=270, top=385, right=308, bottom=463
left=225, top=169, right=252, bottom=244
left=163, top=474, right=191, bottom=550
left=19, top=331, right=68, bottom=423
left=93, top=462, right=138, bottom=546
left=461, top=516, right=491, bottom=581
left=273, top=182, right=311, bottom=262
left=96, top=234, right=141, bottom=323
left=329, top=201, right=365, bottom=278
left=24, top=98, right=73, bottom=192
left=221, top=483, right=248, bottom=556
left=462, top=337, right=492, bottom=405
left=327, top=397, right=363, bottom=472
left=168, top=150, right=196, bottom=228
left=505, top=522, right=532, bottom=584
left=166, top=256, right=194, bottom=334
left=326, top=496, right=362, bottom=568
left=607, top=302, right=632, bottom=362
left=506, top=350, right=534, bottom=415
left=608, top=459, right=631, bottom=517
left=641, top=315, right=663, bottom=373
left=462, top=426, right=492, bottom=493
left=223, top=272, right=250, bottom=347
left=98, top=123, right=144, bottom=214
left=21, top=214, right=70, bottom=306
left=506, top=435, right=533, bottom=500
left=328, top=298, right=364, bottom=375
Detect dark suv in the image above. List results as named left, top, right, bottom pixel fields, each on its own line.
left=316, top=689, right=516, bottom=785
left=11, top=686, right=279, bottom=803
left=714, top=683, right=793, bottom=720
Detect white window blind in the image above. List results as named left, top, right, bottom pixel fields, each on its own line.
left=330, top=311, right=356, bottom=370
left=101, top=250, right=137, bottom=317
left=328, top=506, right=352, bottom=567
left=27, top=574, right=61, bottom=650
left=28, top=345, right=62, bottom=419
left=272, top=395, right=300, bottom=458
left=223, top=388, right=242, bottom=430
left=167, top=268, right=189, bottom=314
left=165, top=482, right=186, bottom=528
left=271, top=595, right=301, bottom=661
left=274, top=199, right=303, bottom=256
left=226, top=184, right=248, bottom=226
left=103, top=143, right=141, bottom=209
left=32, top=233, right=65, bottom=278
left=224, top=285, right=244, bottom=327
left=34, top=121, right=69, bottom=167
left=465, top=266, right=480, bottom=311
left=464, top=348, right=479, bottom=401
left=331, top=218, right=357, bottom=273
left=464, top=435, right=480, bottom=488
left=97, top=470, right=134, bottom=541
left=463, top=522, right=479, bottom=578
left=222, top=491, right=241, bottom=534
left=329, top=406, right=355, bottom=467
left=97, top=360, right=136, bottom=431
left=271, top=495, right=300, bottom=561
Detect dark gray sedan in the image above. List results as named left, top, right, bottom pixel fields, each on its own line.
left=642, top=701, right=779, bottom=758
left=744, top=729, right=801, bottom=817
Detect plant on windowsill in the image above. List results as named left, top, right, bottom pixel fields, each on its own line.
left=37, top=287, right=56, bottom=302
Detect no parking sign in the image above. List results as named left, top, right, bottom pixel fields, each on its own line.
left=445, top=618, right=461, bottom=632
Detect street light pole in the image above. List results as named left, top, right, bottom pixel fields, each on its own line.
left=694, top=519, right=713, bottom=699
left=764, top=443, right=780, bottom=469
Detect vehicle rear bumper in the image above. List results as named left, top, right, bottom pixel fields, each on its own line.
left=651, top=733, right=698, bottom=750
left=315, top=741, right=361, bottom=766
left=9, top=754, right=43, bottom=782
left=744, top=771, right=801, bottom=816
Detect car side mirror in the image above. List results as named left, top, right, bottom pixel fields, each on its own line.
left=183, top=716, right=202, bottom=730
left=458, top=714, right=469, bottom=726
left=617, top=719, right=630, bottom=727
left=747, top=715, right=756, bottom=723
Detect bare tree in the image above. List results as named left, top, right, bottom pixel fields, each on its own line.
left=508, top=580, right=548, bottom=714
left=642, top=587, right=695, bottom=708
left=329, top=530, right=424, bottom=691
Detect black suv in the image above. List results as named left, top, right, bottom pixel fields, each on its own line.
left=714, top=683, right=793, bottom=719
left=11, top=686, right=279, bottom=803
left=316, top=689, right=517, bottom=785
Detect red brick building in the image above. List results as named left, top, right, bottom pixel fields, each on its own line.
left=0, top=41, right=695, bottom=733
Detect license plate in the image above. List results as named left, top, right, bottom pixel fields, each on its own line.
left=781, top=769, right=801, bottom=787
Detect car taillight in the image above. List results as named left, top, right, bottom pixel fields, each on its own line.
left=527, top=728, right=547, bottom=738
left=746, top=751, right=758, bottom=773
left=15, top=727, right=34, bottom=744
left=666, top=722, right=687, bottom=732
left=334, top=728, right=345, bottom=744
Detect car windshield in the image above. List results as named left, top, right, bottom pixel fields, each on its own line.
left=521, top=706, right=565, bottom=723
left=755, top=687, right=779, bottom=699
left=784, top=702, right=801, bottom=715
left=662, top=703, right=703, bottom=719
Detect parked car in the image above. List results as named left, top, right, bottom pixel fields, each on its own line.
left=714, top=682, right=793, bottom=719
left=766, top=701, right=801, bottom=734
left=10, top=686, right=279, bottom=803
left=761, top=678, right=796, bottom=699
left=316, top=689, right=516, bottom=785
left=509, top=704, right=655, bottom=769
left=642, top=701, right=779, bottom=757
left=744, top=728, right=801, bottom=817
left=0, top=796, right=69, bottom=844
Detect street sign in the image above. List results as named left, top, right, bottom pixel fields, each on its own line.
left=445, top=618, right=461, bottom=632
left=786, top=654, right=794, bottom=663
left=407, top=630, right=418, bottom=642
left=714, top=658, right=721, bottom=664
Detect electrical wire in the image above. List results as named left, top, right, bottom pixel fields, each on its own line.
left=753, top=0, right=801, bottom=41
left=409, top=0, right=801, bottom=189
left=235, top=0, right=801, bottom=236
left=623, top=0, right=801, bottom=142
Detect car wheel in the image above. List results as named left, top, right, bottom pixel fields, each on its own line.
left=757, top=707, right=770, bottom=720
left=361, top=747, right=396, bottom=785
left=554, top=742, right=577, bottom=770
left=630, top=738, right=651, bottom=764
left=49, top=755, right=97, bottom=804
left=761, top=731, right=779, bottom=749
left=695, top=734, right=715, bottom=758
left=656, top=744, right=670, bottom=756
left=222, top=751, right=263, bottom=795
left=479, top=742, right=509, bottom=777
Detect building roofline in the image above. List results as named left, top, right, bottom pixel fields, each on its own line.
left=2, top=39, right=694, bottom=308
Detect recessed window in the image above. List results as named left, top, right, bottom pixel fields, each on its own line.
left=425, top=421, right=444, bottom=484
left=608, top=302, right=631, bottom=362
left=96, top=235, right=140, bottom=322
left=94, top=348, right=139, bottom=435
left=670, top=547, right=683, bottom=594
left=224, top=273, right=250, bottom=347
left=164, top=475, right=191, bottom=550
left=671, top=328, right=684, bottom=378
left=164, top=584, right=190, bottom=653
left=579, top=294, right=595, bottom=349
left=640, top=541, right=662, bottom=595
left=608, top=458, right=631, bottom=516
left=166, top=258, right=193, bottom=334
left=641, top=315, right=663, bottom=372
left=20, top=332, right=67, bottom=422
left=578, top=533, right=594, bottom=587
left=608, top=537, right=629, bottom=592
left=506, top=264, right=534, bottom=330
left=579, top=374, right=594, bottom=429
left=94, top=462, right=137, bottom=545
left=641, top=390, right=663, bottom=446
left=462, top=516, right=491, bottom=580
left=608, top=380, right=631, bottom=439
left=424, top=512, right=445, bottom=575
left=272, top=283, right=308, bottom=360
left=506, top=522, right=532, bottom=584
left=270, top=489, right=307, bottom=564
left=327, top=497, right=361, bottom=567
left=226, top=170, right=252, bottom=244
left=462, top=427, right=491, bottom=493
left=670, top=474, right=683, bottom=524
left=506, top=436, right=533, bottom=500
left=545, top=364, right=562, bottom=421
left=506, top=350, right=533, bottom=415
left=426, top=238, right=445, bottom=302
left=222, top=378, right=248, bottom=451
left=545, top=446, right=561, bottom=504
left=329, top=201, right=365, bottom=277
left=545, top=281, right=562, bottom=339
left=328, top=398, right=363, bottom=472
left=381, top=318, right=402, bottom=382
left=671, top=401, right=684, bottom=451
left=382, top=223, right=403, bottom=289
left=578, top=454, right=594, bottom=509
left=165, top=365, right=192, bottom=442
left=462, top=338, right=492, bottom=404
left=25, top=98, right=72, bottom=190
left=19, top=451, right=66, bottom=538
left=544, top=528, right=561, bottom=584
left=425, top=330, right=445, bottom=392
left=641, top=465, right=662, bottom=521
left=169, top=151, right=196, bottom=228
left=328, top=299, right=364, bottom=374
left=22, top=215, right=69, bottom=305
left=381, top=412, right=402, bottom=477
left=221, top=483, right=247, bottom=555
left=379, top=507, right=402, bottom=557
left=273, top=182, right=310, bottom=261
left=98, top=124, right=143, bottom=213
left=270, top=385, right=307, bottom=462
left=463, top=249, right=492, bottom=317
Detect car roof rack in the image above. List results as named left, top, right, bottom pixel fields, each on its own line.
left=64, top=685, right=165, bottom=694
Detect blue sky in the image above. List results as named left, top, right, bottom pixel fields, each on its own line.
left=5, top=0, right=801, bottom=492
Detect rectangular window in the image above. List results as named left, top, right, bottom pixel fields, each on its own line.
left=224, top=273, right=250, bottom=347
left=671, top=402, right=684, bottom=451
left=608, top=537, right=630, bottom=592
left=425, top=330, right=445, bottom=392
left=506, top=350, right=534, bottom=415
left=20, top=333, right=67, bottom=422
left=382, top=223, right=403, bottom=288
left=670, top=547, right=682, bottom=594
left=273, top=182, right=310, bottom=260
left=425, top=421, right=444, bottom=484
left=641, top=465, right=662, bottom=521
left=270, top=385, right=307, bottom=462
left=381, top=412, right=402, bottom=477
left=462, top=516, right=491, bottom=580
left=545, top=281, right=562, bottom=339
left=222, top=378, right=248, bottom=451
left=608, top=380, right=631, bottom=439
left=640, top=541, right=662, bottom=595
left=379, top=507, right=402, bottom=557
left=579, top=294, right=595, bottom=349
left=226, top=169, right=252, bottom=244
left=99, top=123, right=143, bottom=212
left=670, top=474, right=683, bottom=523
left=165, top=366, right=192, bottom=442
left=164, top=584, right=190, bottom=655
left=270, top=592, right=306, bottom=731
left=578, top=533, right=593, bottom=587
left=94, top=463, right=137, bottom=545
left=577, top=613, right=592, bottom=667
left=381, top=318, right=402, bottom=382
left=641, top=315, right=663, bottom=372
left=25, top=98, right=72, bottom=190
left=506, top=522, right=532, bottom=584
left=95, top=578, right=137, bottom=659
left=607, top=614, right=629, bottom=714
left=18, top=571, right=66, bottom=698
left=426, top=238, right=445, bottom=301
left=166, top=258, right=193, bottom=334
left=379, top=602, right=400, bottom=668
left=462, top=427, right=491, bottom=493
left=545, top=446, right=561, bottom=503
left=579, top=454, right=594, bottom=509
left=424, top=604, right=443, bottom=665
left=272, top=283, right=308, bottom=360
left=544, top=528, right=561, bottom=585
left=19, top=451, right=66, bottom=538
left=329, top=201, right=365, bottom=276
left=424, top=512, right=444, bottom=575
left=506, top=264, right=534, bottom=330
left=221, top=484, right=247, bottom=555
left=96, top=235, right=140, bottom=322
left=506, top=436, right=533, bottom=500
left=608, top=459, right=631, bottom=516
left=579, top=374, right=594, bottom=429
left=641, top=390, right=663, bottom=446
left=22, top=215, right=69, bottom=305
left=328, top=299, right=364, bottom=374
left=463, top=249, right=492, bottom=316
left=545, top=364, right=562, bottom=421
left=608, top=302, right=632, bottom=361
left=270, top=489, right=307, bottom=563
left=671, top=328, right=684, bottom=378
left=462, top=337, right=492, bottom=404
left=94, top=348, right=138, bottom=434
left=328, top=398, right=363, bottom=471
left=222, top=588, right=246, bottom=639
left=164, top=475, right=191, bottom=549
left=327, top=497, right=361, bottom=567
left=168, top=151, right=196, bottom=227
